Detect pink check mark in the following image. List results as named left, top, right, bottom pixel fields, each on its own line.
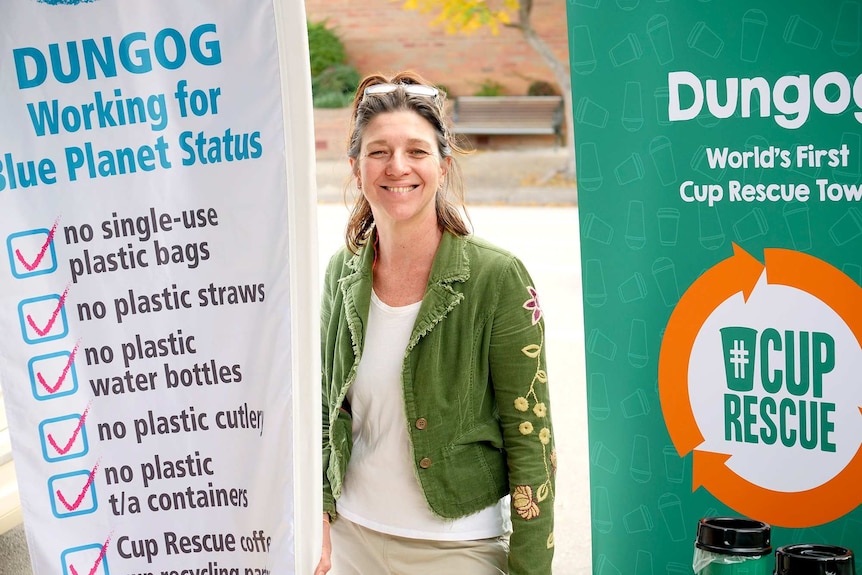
left=37, top=345, right=78, bottom=395
left=47, top=405, right=90, bottom=456
left=15, top=220, right=58, bottom=272
left=26, top=287, right=69, bottom=337
left=55, top=462, right=99, bottom=512
left=69, top=536, right=111, bottom=575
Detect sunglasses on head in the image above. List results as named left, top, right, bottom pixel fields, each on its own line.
left=362, top=83, right=440, bottom=100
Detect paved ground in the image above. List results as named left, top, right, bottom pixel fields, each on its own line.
left=0, top=526, right=28, bottom=575
left=0, top=148, right=588, bottom=574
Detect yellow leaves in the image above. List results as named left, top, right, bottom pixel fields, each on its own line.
left=536, top=481, right=550, bottom=502
left=536, top=369, right=548, bottom=383
left=400, top=0, right=518, bottom=35
left=521, top=343, right=541, bottom=358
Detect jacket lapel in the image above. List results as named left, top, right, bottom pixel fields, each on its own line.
left=339, top=242, right=374, bottom=360
left=407, top=232, right=471, bottom=352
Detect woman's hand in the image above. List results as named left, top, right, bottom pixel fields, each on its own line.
left=313, top=513, right=332, bottom=575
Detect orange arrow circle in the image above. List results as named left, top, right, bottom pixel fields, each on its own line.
left=659, top=244, right=862, bottom=527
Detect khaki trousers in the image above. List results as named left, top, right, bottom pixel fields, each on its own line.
left=331, top=516, right=509, bottom=574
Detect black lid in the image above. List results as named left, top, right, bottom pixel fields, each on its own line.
left=774, top=544, right=856, bottom=575
left=695, top=517, right=772, bottom=556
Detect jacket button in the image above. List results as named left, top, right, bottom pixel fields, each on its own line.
left=415, top=417, right=428, bottom=430
left=419, top=457, right=432, bottom=469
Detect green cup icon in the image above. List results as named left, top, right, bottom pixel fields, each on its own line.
left=578, top=142, right=604, bottom=191
left=658, top=208, right=681, bottom=246
left=591, top=441, right=620, bottom=474
left=829, top=207, right=862, bottom=246
left=623, top=504, right=654, bottom=534
left=585, top=259, right=608, bottom=307
left=609, top=33, right=643, bottom=66
left=688, top=21, right=725, bottom=58
left=593, top=486, right=614, bottom=534
left=630, top=435, right=652, bottom=483
left=784, top=14, right=823, bottom=50
left=618, top=272, right=648, bottom=303
left=655, top=88, right=671, bottom=125
left=647, top=14, right=675, bottom=65
left=649, top=136, right=677, bottom=186
left=783, top=203, right=812, bottom=252
left=622, top=82, right=644, bottom=132
left=588, top=328, right=618, bottom=361
left=720, top=327, right=758, bottom=392
left=733, top=208, right=769, bottom=242
left=614, top=153, right=645, bottom=185
left=570, top=24, right=598, bottom=74
left=741, top=9, right=768, bottom=62
left=576, top=96, right=610, bottom=128
left=635, top=550, right=654, bottom=575
left=833, top=1, right=861, bottom=56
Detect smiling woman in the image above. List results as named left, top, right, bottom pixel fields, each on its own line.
left=316, top=72, right=556, bottom=575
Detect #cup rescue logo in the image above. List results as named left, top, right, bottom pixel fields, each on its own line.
left=659, top=245, right=862, bottom=527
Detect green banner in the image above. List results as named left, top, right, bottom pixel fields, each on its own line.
left=567, top=0, right=861, bottom=571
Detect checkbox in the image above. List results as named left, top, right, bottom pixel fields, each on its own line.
left=48, top=466, right=98, bottom=518
left=40, top=412, right=89, bottom=462
left=29, top=350, right=78, bottom=400
left=18, top=291, right=69, bottom=344
left=61, top=541, right=110, bottom=575
left=7, top=226, right=58, bottom=279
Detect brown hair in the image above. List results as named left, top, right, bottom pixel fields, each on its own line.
left=344, top=71, right=471, bottom=252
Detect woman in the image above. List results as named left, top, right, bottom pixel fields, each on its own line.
left=316, top=71, right=555, bottom=575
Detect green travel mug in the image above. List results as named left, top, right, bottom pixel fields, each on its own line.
left=694, top=517, right=772, bottom=574
left=774, top=544, right=855, bottom=574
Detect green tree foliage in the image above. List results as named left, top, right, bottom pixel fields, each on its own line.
left=307, top=20, right=360, bottom=108
left=308, top=20, right=346, bottom=77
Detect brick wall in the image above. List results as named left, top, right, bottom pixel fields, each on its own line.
left=305, top=0, right=570, bottom=156
left=304, top=0, right=569, bottom=99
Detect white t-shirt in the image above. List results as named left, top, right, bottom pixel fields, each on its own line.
left=337, top=290, right=509, bottom=541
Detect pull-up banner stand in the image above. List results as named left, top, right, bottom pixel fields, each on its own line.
left=568, top=0, right=861, bottom=571
left=0, top=1, right=319, bottom=573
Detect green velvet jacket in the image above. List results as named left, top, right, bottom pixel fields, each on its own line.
left=321, top=230, right=556, bottom=574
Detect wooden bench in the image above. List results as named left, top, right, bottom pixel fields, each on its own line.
left=451, top=96, right=564, bottom=145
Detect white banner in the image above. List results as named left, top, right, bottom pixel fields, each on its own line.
left=0, top=1, right=317, bottom=573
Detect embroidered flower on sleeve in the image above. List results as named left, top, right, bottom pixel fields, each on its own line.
left=533, top=402, right=547, bottom=418
left=510, top=281, right=554, bottom=544
left=522, top=286, right=543, bottom=325
left=513, top=485, right=540, bottom=520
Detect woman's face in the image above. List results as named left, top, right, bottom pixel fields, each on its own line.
left=351, top=110, right=449, bottom=232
